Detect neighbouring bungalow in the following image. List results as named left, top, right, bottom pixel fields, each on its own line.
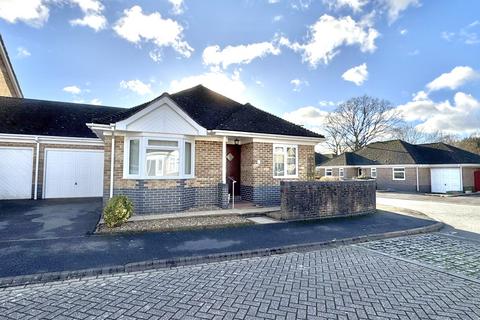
left=317, top=139, right=480, bottom=193
left=0, top=85, right=323, bottom=214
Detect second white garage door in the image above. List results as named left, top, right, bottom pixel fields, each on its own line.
left=44, top=149, right=104, bottom=198
left=431, top=168, right=462, bottom=193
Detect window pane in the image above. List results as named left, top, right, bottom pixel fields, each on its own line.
left=184, top=141, right=192, bottom=175
left=146, top=149, right=179, bottom=177
left=274, top=146, right=284, bottom=154
left=129, top=139, right=140, bottom=175
left=148, top=140, right=178, bottom=147
left=287, top=156, right=296, bottom=175
left=274, top=153, right=284, bottom=176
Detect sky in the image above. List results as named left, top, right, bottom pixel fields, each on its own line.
left=1, top=0, right=480, bottom=144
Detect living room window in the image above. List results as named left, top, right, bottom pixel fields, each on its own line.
left=339, top=168, right=344, bottom=178
left=124, top=137, right=194, bottom=179
left=325, top=168, right=333, bottom=176
left=273, top=144, right=298, bottom=178
left=392, top=167, right=405, bottom=180
left=371, top=168, right=377, bottom=178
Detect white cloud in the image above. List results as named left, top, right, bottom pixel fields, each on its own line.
left=426, top=66, right=479, bottom=92
left=268, top=0, right=280, bottom=3
left=283, top=106, right=329, bottom=133
left=89, top=98, right=102, bottom=105
left=323, top=0, right=368, bottom=12
left=69, top=0, right=107, bottom=31
left=381, top=0, right=420, bottom=23
left=342, top=63, right=368, bottom=85
left=273, top=15, right=283, bottom=22
left=16, top=47, right=31, bottom=58
left=168, top=0, right=185, bottom=15
left=400, top=28, right=408, bottom=35
left=395, top=92, right=480, bottom=135
left=407, top=49, right=419, bottom=56
left=202, top=41, right=281, bottom=69
left=169, top=70, right=247, bottom=103
left=113, top=5, right=193, bottom=60
left=285, top=15, right=379, bottom=67
left=0, top=0, right=49, bottom=27
left=441, top=31, right=455, bottom=42
left=319, top=100, right=338, bottom=107
left=290, top=79, right=309, bottom=92
left=63, top=85, right=82, bottom=95
left=120, top=79, right=152, bottom=96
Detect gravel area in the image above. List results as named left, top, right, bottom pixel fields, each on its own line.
left=96, top=215, right=254, bottom=234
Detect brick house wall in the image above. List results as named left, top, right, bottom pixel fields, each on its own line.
left=104, top=136, right=228, bottom=215
left=0, top=57, right=17, bottom=97
left=0, top=141, right=103, bottom=199
left=463, top=167, right=480, bottom=191
left=240, top=142, right=315, bottom=206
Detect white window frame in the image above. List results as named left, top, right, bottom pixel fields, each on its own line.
left=273, top=144, right=298, bottom=178
left=123, top=136, right=195, bottom=180
left=392, top=167, right=405, bottom=181
left=339, top=168, right=344, bottom=178
left=325, top=168, right=333, bottom=177
left=371, top=168, right=377, bottom=179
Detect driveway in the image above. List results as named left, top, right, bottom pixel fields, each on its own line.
left=377, top=192, right=480, bottom=233
left=0, top=198, right=101, bottom=241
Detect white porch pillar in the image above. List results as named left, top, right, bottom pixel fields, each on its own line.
left=109, top=125, right=116, bottom=198
left=222, top=136, right=227, bottom=184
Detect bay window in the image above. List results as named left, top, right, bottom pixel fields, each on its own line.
left=273, top=144, right=298, bottom=178
left=124, top=137, right=194, bottom=179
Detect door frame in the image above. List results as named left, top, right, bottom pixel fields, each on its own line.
left=43, top=148, right=104, bottom=199
left=226, top=144, right=241, bottom=196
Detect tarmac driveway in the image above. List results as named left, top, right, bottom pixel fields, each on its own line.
left=0, top=198, right=101, bottom=241
left=377, top=192, right=480, bottom=234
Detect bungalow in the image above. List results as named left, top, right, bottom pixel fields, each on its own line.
left=0, top=85, right=323, bottom=214
left=317, top=139, right=480, bottom=193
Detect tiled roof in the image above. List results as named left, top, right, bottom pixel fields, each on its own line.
left=319, top=140, right=480, bottom=166
left=0, top=96, right=123, bottom=138
left=95, top=85, right=323, bottom=138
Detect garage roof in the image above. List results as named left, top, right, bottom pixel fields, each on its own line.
left=0, top=96, right=123, bottom=138
left=319, top=140, right=480, bottom=166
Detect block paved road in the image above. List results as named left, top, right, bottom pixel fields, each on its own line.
left=1, top=237, right=480, bottom=319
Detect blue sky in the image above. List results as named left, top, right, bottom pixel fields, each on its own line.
left=1, top=0, right=480, bottom=138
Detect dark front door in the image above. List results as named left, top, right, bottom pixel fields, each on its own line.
left=226, top=144, right=241, bottom=196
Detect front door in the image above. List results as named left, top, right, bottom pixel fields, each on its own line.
left=226, top=144, right=241, bottom=196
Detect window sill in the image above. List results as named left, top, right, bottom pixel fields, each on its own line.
left=273, top=175, right=299, bottom=179
left=122, top=175, right=196, bottom=180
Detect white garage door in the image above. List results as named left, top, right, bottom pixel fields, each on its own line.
left=44, top=149, right=104, bottom=198
left=0, top=147, right=33, bottom=200
left=431, top=168, right=462, bottom=193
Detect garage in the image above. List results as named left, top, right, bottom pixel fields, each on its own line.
left=0, top=147, right=33, bottom=200
left=430, top=168, right=462, bottom=193
left=44, top=149, right=104, bottom=199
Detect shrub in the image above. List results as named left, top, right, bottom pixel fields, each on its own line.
left=103, top=195, right=133, bottom=228
left=319, top=176, right=340, bottom=182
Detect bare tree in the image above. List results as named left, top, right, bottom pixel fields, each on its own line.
left=325, top=95, right=400, bottom=153
left=392, top=124, right=454, bottom=144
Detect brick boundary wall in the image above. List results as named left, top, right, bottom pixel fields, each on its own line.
left=280, top=180, right=376, bottom=220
